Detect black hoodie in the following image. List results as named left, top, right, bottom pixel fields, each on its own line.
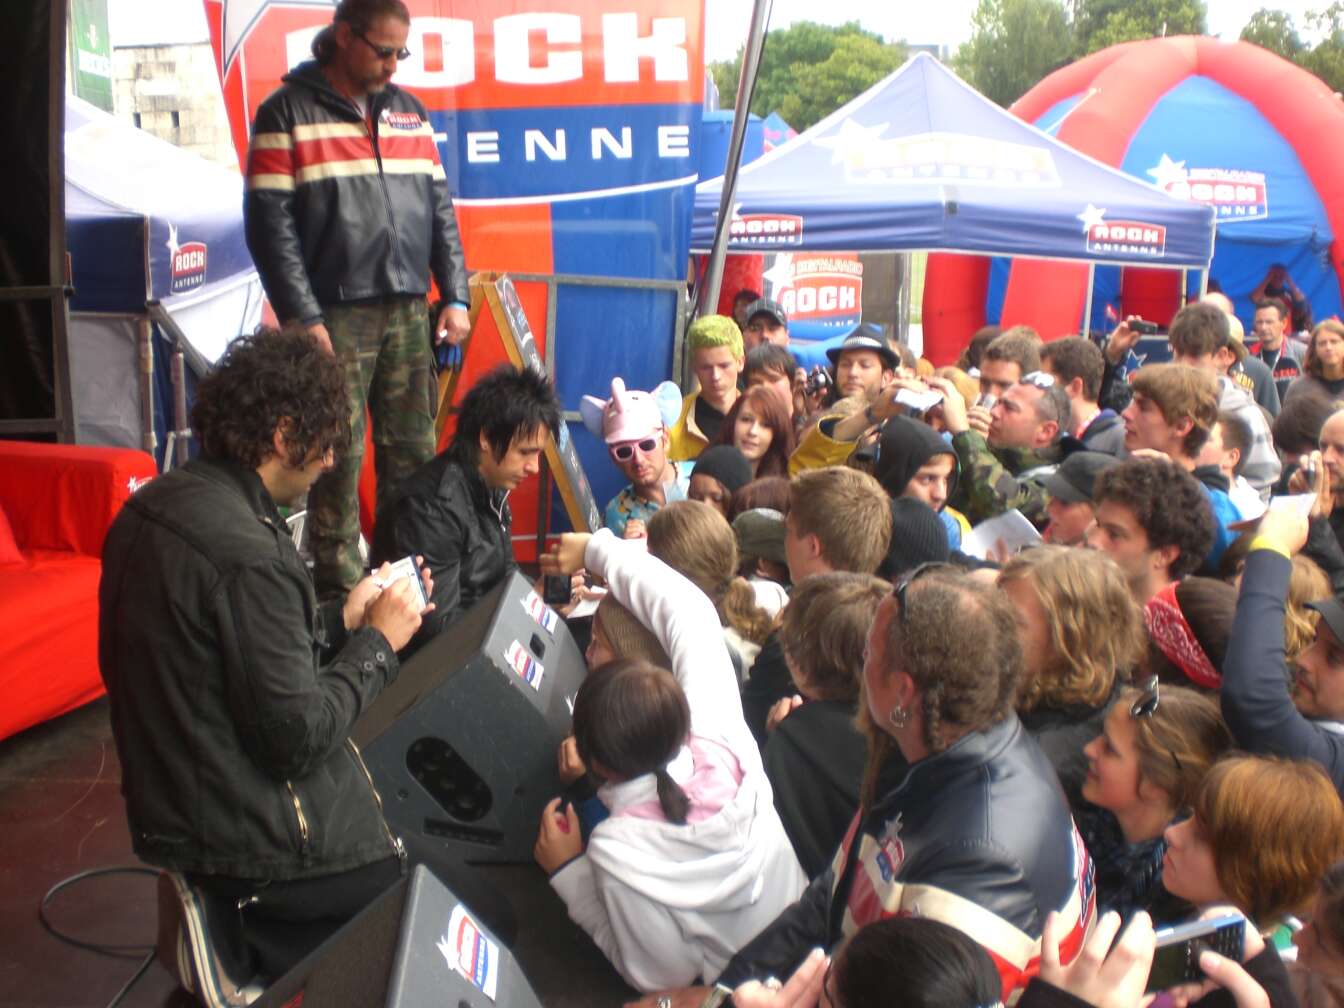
left=872, top=416, right=960, bottom=501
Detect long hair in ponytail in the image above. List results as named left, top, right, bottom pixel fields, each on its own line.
left=572, top=659, right=691, bottom=824
left=653, top=767, right=690, bottom=825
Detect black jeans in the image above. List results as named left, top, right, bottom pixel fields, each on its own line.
left=186, top=838, right=517, bottom=984
left=188, top=856, right=404, bottom=983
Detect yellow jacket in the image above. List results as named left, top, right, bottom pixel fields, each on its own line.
left=788, top=413, right=859, bottom=475
left=668, top=391, right=710, bottom=462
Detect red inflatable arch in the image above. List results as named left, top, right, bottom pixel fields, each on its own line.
left=923, top=36, right=1344, bottom=363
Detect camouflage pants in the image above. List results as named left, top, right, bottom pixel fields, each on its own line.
left=310, top=298, right=437, bottom=599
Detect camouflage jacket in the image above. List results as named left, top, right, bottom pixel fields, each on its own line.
left=950, top=431, right=1060, bottom=529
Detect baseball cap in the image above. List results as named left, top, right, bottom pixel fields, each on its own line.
left=733, top=507, right=787, bottom=566
left=1041, top=451, right=1120, bottom=504
left=1307, top=597, right=1344, bottom=645
left=745, top=298, right=788, bottom=328
left=825, top=323, right=900, bottom=372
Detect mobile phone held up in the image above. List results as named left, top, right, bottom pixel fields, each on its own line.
left=542, top=574, right=572, bottom=606
left=380, top=556, right=429, bottom=610
left=1130, top=319, right=1159, bottom=336
left=1145, top=913, right=1245, bottom=992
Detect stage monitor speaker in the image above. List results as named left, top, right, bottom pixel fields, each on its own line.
left=255, top=864, right=543, bottom=1008
left=353, top=571, right=587, bottom=863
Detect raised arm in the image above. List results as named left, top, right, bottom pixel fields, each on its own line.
left=582, top=530, right=755, bottom=762
left=1222, top=517, right=1344, bottom=792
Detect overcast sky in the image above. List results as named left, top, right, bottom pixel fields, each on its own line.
left=106, top=0, right=1326, bottom=59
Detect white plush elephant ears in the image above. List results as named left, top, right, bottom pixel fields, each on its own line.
left=651, top=381, right=683, bottom=429
left=579, top=395, right=608, bottom=438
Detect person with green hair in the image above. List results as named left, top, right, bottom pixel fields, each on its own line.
left=669, top=314, right=744, bottom=461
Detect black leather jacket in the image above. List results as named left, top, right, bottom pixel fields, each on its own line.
left=243, top=61, right=469, bottom=325
left=719, top=714, right=1095, bottom=999
left=99, top=459, right=402, bottom=879
left=370, top=445, right=517, bottom=648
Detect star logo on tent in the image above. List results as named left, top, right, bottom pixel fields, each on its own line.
left=762, top=254, right=795, bottom=293
left=1077, top=204, right=1107, bottom=233
left=220, top=0, right=335, bottom=75
left=1147, top=154, right=1189, bottom=191
left=813, top=118, right=890, bottom=165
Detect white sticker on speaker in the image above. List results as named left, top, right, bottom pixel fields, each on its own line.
left=439, top=904, right=500, bottom=1000
left=505, top=640, right=545, bottom=690
left=520, top=590, right=559, bottom=633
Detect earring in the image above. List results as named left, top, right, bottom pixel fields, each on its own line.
left=888, top=705, right=909, bottom=729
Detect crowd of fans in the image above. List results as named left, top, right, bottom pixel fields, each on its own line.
left=533, top=288, right=1344, bottom=1008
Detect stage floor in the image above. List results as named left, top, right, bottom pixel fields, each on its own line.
left=0, top=699, right=637, bottom=1008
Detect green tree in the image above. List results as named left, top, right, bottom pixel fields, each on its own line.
left=1239, top=8, right=1305, bottom=59
left=1074, top=0, right=1206, bottom=54
left=1300, top=2, right=1344, bottom=93
left=1234, top=5, right=1344, bottom=94
left=708, top=21, right=906, bottom=132
left=953, top=0, right=1073, bottom=107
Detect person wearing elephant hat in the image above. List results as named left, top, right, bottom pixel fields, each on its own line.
left=582, top=377, right=687, bottom=539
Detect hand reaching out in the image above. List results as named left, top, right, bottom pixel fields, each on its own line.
left=541, top=533, right=592, bottom=577
left=557, top=736, right=587, bottom=785
left=1039, top=910, right=1156, bottom=1008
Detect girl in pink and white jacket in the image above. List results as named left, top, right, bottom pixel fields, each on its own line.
left=534, top=529, right=806, bottom=992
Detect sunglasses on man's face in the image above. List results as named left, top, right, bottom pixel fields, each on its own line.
left=354, top=28, right=412, bottom=61
left=610, top=437, right=659, bottom=462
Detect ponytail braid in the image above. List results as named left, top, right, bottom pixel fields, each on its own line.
left=654, top=766, right=690, bottom=825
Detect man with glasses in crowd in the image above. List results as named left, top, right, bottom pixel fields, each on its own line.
left=244, top=0, right=471, bottom=601
left=927, top=369, right=1073, bottom=529
left=580, top=377, right=688, bottom=539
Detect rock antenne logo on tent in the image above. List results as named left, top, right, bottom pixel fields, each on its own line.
left=1078, top=204, right=1166, bottom=259
left=729, top=205, right=804, bottom=245
left=166, top=223, right=208, bottom=293
left=1147, top=155, right=1268, bottom=222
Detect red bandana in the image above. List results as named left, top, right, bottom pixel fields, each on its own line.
left=1144, top=581, right=1221, bottom=689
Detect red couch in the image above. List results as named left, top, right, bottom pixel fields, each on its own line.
left=0, top=440, right=156, bottom=741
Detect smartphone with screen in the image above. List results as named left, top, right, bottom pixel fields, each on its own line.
left=542, top=574, right=572, bottom=606
left=1130, top=319, right=1159, bottom=335
left=1145, top=913, right=1245, bottom=992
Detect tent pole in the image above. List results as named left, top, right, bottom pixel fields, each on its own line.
left=1081, top=263, right=1095, bottom=337
left=137, top=316, right=156, bottom=459
left=698, top=0, right=774, bottom=317
left=1180, top=268, right=1188, bottom=310
left=1199, top=269, right=1210, bottom=299
left=172, top=338, right=189, bottom=468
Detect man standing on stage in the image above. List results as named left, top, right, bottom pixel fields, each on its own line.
left=244, top=0, right=470, bottom=599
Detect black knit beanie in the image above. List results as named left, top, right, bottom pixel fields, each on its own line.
left=878, top=497, right=950, bottom=581
left=691, top=445, right=753, bottom=495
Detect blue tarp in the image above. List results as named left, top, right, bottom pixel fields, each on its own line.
left=692, top=53, right=1215, bottom=269
left=65, top=95, right=255, bottom=314
left=63, top=96, right=262, bottom=466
